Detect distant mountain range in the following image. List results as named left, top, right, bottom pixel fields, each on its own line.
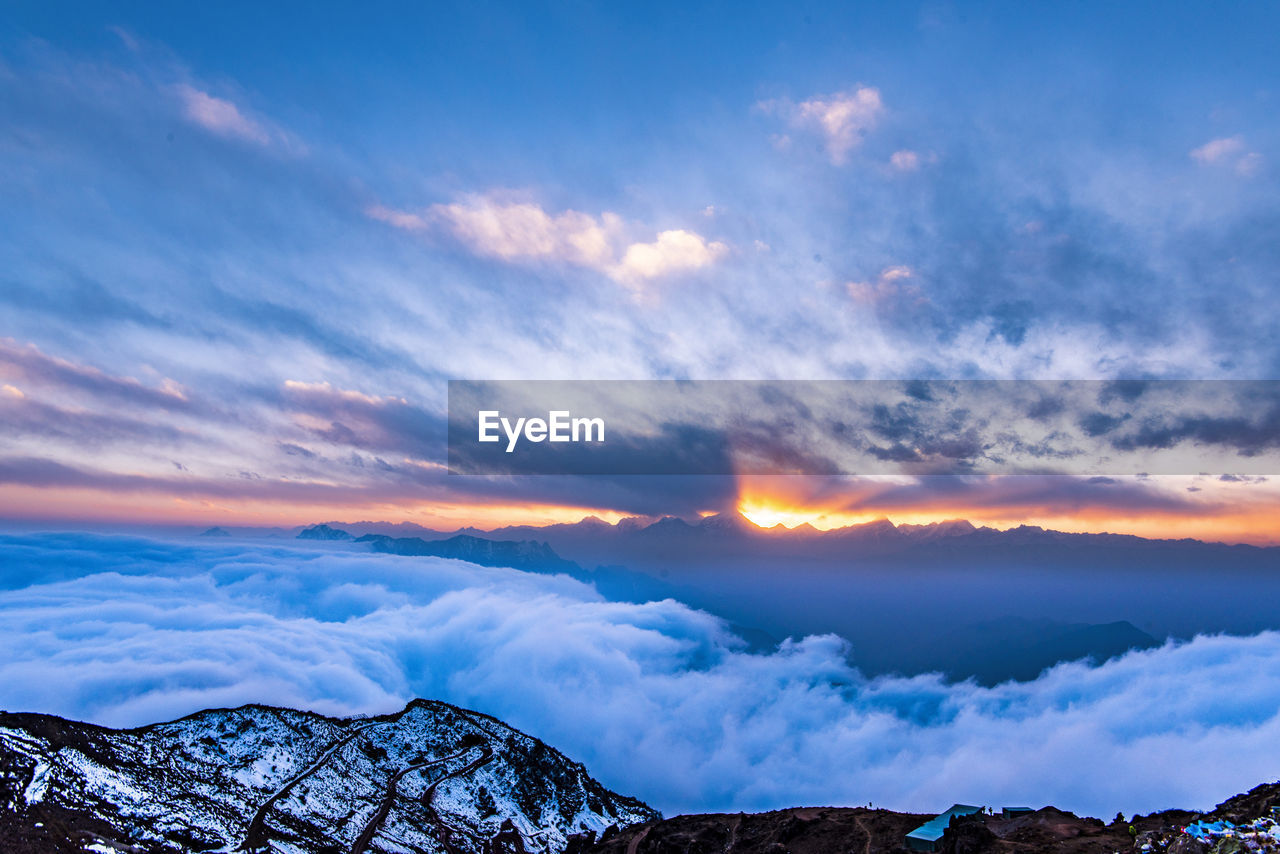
left=353, top=531, right=580, bottom=574
left=292, top=517, right=1278, bottom=686
left=0, top=699, right=656, bottom=854
left=301, top=512, right=1276, bottom=573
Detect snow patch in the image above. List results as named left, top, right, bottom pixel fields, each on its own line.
left=23, top=760, right=51, bottom=804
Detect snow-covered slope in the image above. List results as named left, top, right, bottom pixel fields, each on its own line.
left=0, top=699, right=657, bottom=854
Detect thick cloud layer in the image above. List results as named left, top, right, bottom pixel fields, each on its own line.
left=1, top=531, right=1278, bottom=818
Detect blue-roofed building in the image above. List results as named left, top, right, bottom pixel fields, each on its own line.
left=904, top=804, right=984, bottom=852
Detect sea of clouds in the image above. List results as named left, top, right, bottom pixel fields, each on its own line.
left=1, top=531, right=1278, bottom=817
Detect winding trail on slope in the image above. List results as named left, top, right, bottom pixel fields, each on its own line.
left=625, top=825, right=651, bottom=854
left=349, top=745, right=494, bottom=854
left=723, top=814, right=741, bottom=854
left=854, top=813, right=872, bottom=854
left=238, top=722, right=380, bottom=852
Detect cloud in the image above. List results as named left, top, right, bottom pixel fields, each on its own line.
left=2, top=533, right=1279, bottom=818
left=1190, top=136, right=1245, bottom=164
left=1190, top=136, right=1261, bottom=175
left=1109, top=406, right=1280, bottom=456
left=174, top=84, right=274, bottom=145
left=759, top=87, right=884, bottom=165
left=369, top=195, right=726, bottom=287
left=364, top=204, right=431, bottom=231
left=889, top=149, right=921, bottom=172
left=107, top=26, right=140, bottom=52
left=1236, top=152, right=1263, bottom=176
left=0, top=393, right=187, bottom=446
left=612, top=230, right=728, bottom=284
left=430, top=196, right=621, bottom=267
left=280, top=379, right=441, bottom=457
left=0, top=339, right=189, bottom=411
left=846, top=266, right=925, bottom=312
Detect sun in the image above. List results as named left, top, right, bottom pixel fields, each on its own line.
left=738, top=499, right=832, bottom=529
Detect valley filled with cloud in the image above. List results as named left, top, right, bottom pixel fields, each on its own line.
left=3, top=532, right=1276, bottom=818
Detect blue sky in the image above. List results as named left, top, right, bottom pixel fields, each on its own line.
left=0, top=1, right=1278, bottom=529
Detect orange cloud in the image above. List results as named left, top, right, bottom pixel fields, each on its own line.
left=0, top=483, right=630, bottom=531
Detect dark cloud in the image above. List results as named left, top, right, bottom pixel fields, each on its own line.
left=827, top=474, right=1208, bottom=515
left=1111, top=406, right=1280, bottom=456
left=1098, top=380, right=1151, bottom=405
left=1026, top=395, right=1067, bottom=420
left=1079, top=411, right=1129, bottom=437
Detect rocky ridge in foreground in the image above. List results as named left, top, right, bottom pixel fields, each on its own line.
left=569, top=783, right=1280, bottom=854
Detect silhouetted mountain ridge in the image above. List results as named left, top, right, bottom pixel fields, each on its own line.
left=355, top=532, right=580, bottom=574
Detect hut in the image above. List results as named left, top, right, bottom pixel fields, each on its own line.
left=904, top=804, right=983, bottom=852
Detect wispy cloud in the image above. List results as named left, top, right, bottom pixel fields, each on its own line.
left=758, top=87, right=884, bottom=165
left=0, top=339, right=188, bottom=410
left=281, top=378, right=439, bottom=456
left=369, top=195, right=727, bottom=288
left=1190, top=135, right=1262, bottom=175
left=1190, top=136, right=1245, bottom=163
left=846, top=265, right=925, bottom=311
left=889, top=149, right=921, bottom=172
left=173, top=83, right=298, bottom=151
left=1235, top=151, right=1264, bottom=176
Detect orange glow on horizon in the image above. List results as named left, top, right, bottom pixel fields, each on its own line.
left=0, top=485, right=631, bottom=531
left=737, top=499, right=880, bottom=531
left=738, top=498, right=1280, bottom=544
left=1, top=476, right=1277, bottom=545
left=734, top=476, right=1280, bottom=546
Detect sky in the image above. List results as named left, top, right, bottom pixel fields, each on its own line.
left=3, top=532, right=1279, bottom=817
left=1, top=2, right=1279, bottom=537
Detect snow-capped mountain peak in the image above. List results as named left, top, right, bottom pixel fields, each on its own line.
left=0, top=699, right=657, bottom=854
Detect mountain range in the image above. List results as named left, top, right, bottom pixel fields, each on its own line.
left=300, top=512, right=1276, bottom=572
left=292, top=516, right=1279, bottom=686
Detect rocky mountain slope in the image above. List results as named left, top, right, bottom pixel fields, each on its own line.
left=569, top=782, right=1280, bottom=854
left=0, top=699, right=657, bottom=854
